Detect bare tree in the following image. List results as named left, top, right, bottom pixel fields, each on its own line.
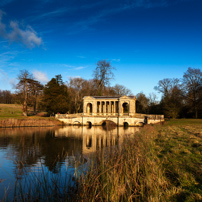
left=182, top=67, right=202, bottom=118
left=16, top=70, right=33, bottom=116
left=112, top=84, right=132, bottom=96
left=154, top=78, right=180, bottom=97
left=29, top=80, right=43, bottom=113
left=155, top=78, right=183, bottom=118
left=93, top=60, right=115, bottom=96
left=148, top=92, right=158, bottom=105
left=16, top=70, right=43, bottom=115
left=136, top=92, right=149, bottom=113
left=0, top=90, right=13, bottom=104
left=68, top=77, right=85, bottom=113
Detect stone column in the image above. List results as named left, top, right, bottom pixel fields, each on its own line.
left=129, top=100, right=135, bottom=116
left=83, top=102, right=86, bottom=115
left=109, top=101, right=111, bottom=114
left=99, top=101, right=101, bottom=114
left=93, top=100, right=96, bottom=115
left=119, top=101, right=122, bottom=116
left=103, top=102, right=106, bottom=114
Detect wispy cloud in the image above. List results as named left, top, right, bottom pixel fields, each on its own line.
left=64, top=0, right=189, bottom=34
left=111, top=59, right=120, bottom=62
left=32, top=70, right=49, bottom=83
left=0, top=10, right=42, bottom=48
left=67, top=76, right=81, bottom=79
left=31, top=8, right=68, bottom=21
left=74, top=66, right=86, bottom=70
left=0, top=51, right=19, bottom=64
left=0, top=68, right=16, bottom=89
left=63, top=64, right=87, bottom=70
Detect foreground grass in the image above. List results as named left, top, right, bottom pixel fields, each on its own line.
left=154, top=120, right=202, bottom=201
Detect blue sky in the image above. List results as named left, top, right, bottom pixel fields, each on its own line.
left=0, top=0, right=202, bottom=98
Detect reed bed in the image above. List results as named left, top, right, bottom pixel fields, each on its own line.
left=75, top=125, right=168, bottom=202
left=0, top=118, right=63, bottom=128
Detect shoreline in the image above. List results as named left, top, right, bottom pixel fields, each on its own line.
left=0, top=118, right=63, bottom=128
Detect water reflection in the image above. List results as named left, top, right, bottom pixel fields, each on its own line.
left=0, top=126, right=140, bottom=200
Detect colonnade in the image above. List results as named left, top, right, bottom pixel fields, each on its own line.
left=86, top=101, right=129, bottom=115
left=96, top=101, right=119, bottom=114
left=83, top=96, right=136, bottom=116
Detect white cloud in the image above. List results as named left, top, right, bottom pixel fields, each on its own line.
left=32, top=70, right=49, bottom=83
left=67, top=76, right=81, bottom=79
left=0, top=10, right=42, bottom=48
left=111, top=59, right=120, bottom=62
left=0, top=68, right=16, bottom=89
left=9, top=78, right=16, bottom=88
left=74, top=66, right=86, bottom=70
left=63, top=64, right=86, bottom=70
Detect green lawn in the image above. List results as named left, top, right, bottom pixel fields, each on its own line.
left=0, top=104, right=50, bottom=120
left=0, top=104, right=24, bottom=119
left=153, top=119, right=202, bottom=201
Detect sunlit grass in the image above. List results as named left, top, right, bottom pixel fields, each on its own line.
left=0, top=104, right=24, bottom=119
left=0, top=104, right=62, bottom=126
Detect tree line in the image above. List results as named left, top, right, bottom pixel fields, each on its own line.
left=1, top=60, right=202, bottom=118
left=137, top=67, right=202, bottom=118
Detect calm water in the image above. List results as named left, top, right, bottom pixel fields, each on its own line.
left=0, top=126, right=140, bottom=200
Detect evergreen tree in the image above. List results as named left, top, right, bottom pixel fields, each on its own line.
left=43, top=75, right=70, bottom=115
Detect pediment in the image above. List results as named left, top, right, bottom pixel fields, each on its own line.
left=119, top=95, right=130, bottom=99
left=119, top=95, right=135, bottom=100
left=83, top=96, right=95, bottom=100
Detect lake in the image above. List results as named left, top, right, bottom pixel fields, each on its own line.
left=0, top=126, right=140, bottom=200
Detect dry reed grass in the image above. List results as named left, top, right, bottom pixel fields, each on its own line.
left=75, top=125, right=168, bottom=202
left=0, top=118, right=63, bottom=128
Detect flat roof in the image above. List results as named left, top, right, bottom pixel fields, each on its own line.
left=85, top=96, right=136, bottom=99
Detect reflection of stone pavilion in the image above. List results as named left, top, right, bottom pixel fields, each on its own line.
left=55, top=126, right=141, bottom=155
left=83, top=96, right=136, bottom=116
left=56, top=95, right=164, bottom=126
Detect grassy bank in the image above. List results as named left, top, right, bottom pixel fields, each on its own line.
left=0, top=104, right=63, bottom=127
left=0, top=118, right=63, bottom=127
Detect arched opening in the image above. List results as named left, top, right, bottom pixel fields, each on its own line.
left=73, top=121, right=81, bottom=126
left=122, top=102, right=129, bottom=113
left=123, top=122, right=129, bottom=128
left=86, top=103, right=92, bottom=114
left=86, top=135, right=92, bottom=149
left=101, top=120, right=116, bottom=130
left=87, top=121, right=92, bottom=128
left=144, top=116, right=148, bottom=125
